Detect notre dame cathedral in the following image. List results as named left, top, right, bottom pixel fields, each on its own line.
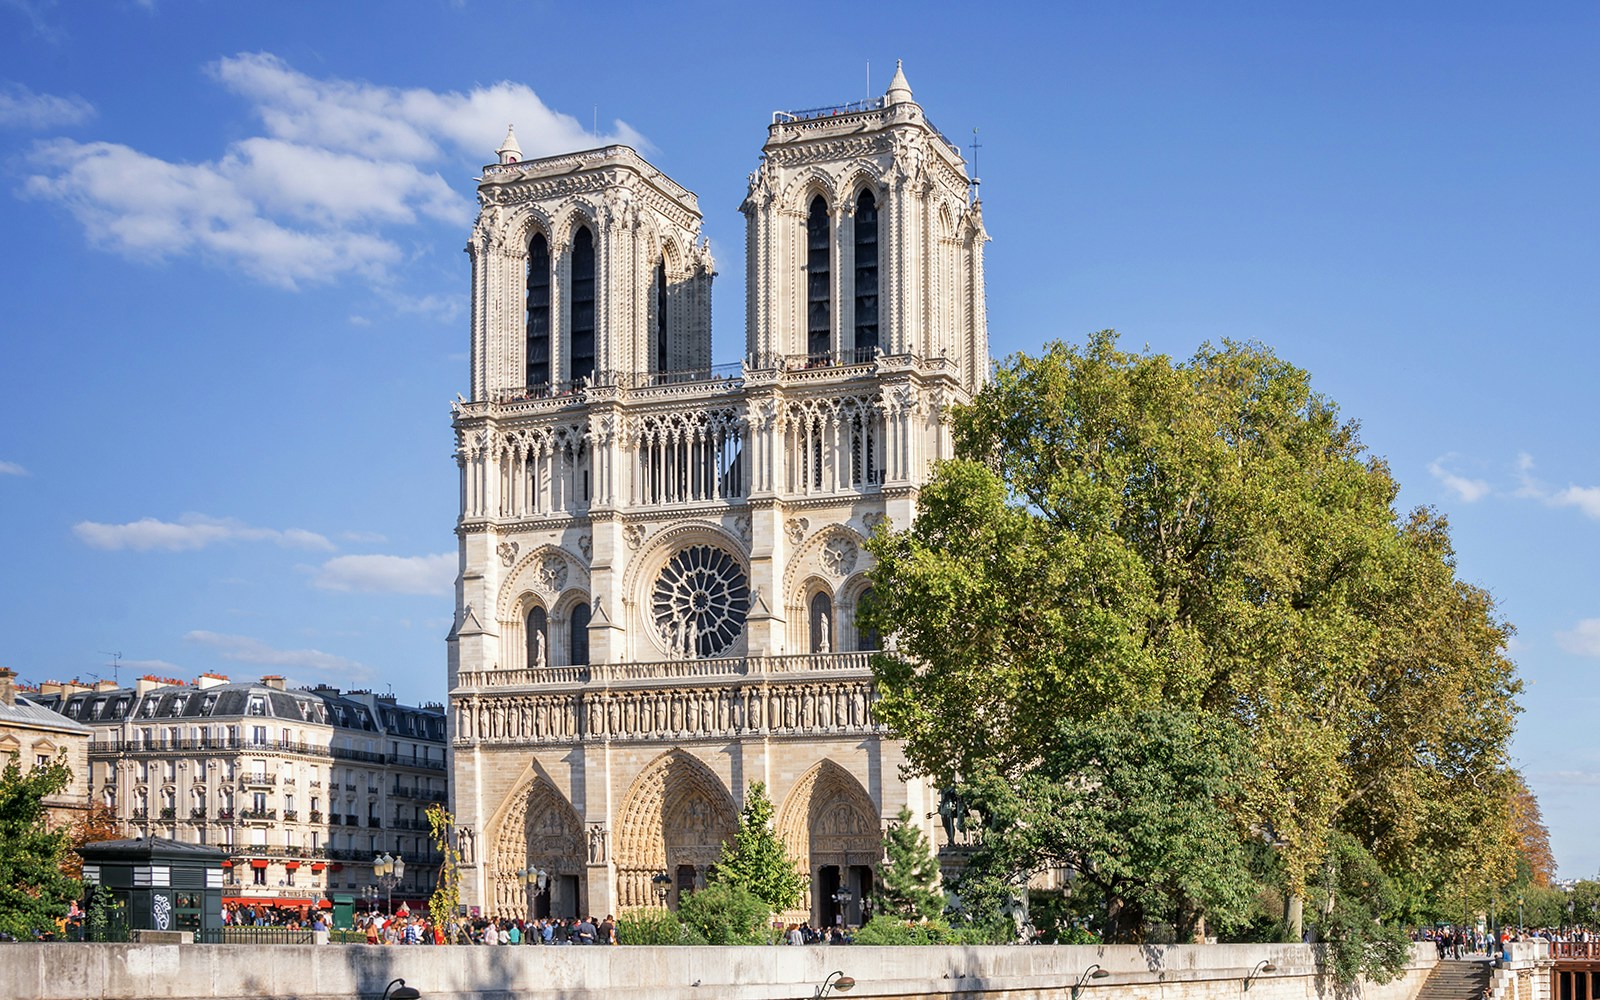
left=446, top=63, right=989, bottom=924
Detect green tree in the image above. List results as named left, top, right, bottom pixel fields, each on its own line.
left=958, top=708, right=1259, bottom=942
left=0, top=756, right=82, bottom=938
left=425, top=804, right=465, bottom=941
left=874, top=806, right=944, bottom=922
left=710, top=781, right=805, bottom=915
left=863, top=334, right=1522, bottom=974
left=674, top=881, right=773, bottom=944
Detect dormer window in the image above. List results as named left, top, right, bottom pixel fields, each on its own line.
left=248, top=696, right=266, bottom=717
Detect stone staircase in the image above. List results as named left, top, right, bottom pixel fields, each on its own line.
left=1417, top=959, right=1494, bottom=1000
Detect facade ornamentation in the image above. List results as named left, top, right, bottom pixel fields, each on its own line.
left=450, top=65, right=988, bottom=923
left=497, top=540, right=520, bottom=567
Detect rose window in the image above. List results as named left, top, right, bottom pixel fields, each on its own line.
left=651, top=544, right=749, bottom=658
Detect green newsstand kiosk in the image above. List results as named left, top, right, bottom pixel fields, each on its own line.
left=77, top=836, right=226, bottom=940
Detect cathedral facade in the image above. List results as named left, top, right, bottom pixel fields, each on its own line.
left=446, top=64, right=988, bottom=924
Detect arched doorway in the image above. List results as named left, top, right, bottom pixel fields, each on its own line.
left=777, top=761, right=882, bottom=927
left=487, top=776, right=584, bottom=920
left=614, top=750, right=738, bottom=909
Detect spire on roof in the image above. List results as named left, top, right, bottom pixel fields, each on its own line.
left=885, top=59, right=913, bottom=106
left=497, top=124, right=523, bottom=165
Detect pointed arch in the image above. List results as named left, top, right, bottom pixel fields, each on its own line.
left=484, top=770, right=585, bottom=917
left=614, top=750, right=737, bottom=908
left=771, top=761, right=883, bottom=876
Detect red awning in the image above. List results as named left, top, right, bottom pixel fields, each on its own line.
left=318, top=899, right=333, bottom=909
left=284, top=861, right=300, bottom=870
left=250, top=860, right=269, bottom=869
left=310, top=863, right=326, bottom=872
left=221, top=860, right=232, bottom=868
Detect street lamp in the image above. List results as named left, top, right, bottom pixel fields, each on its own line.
left=1517, top=894, right=1524, bottom=935
left=381, top=979, right=422, bottom=1000
left=374, top=853, right=405, bottom=916
left=361, top=884, right=380, bottom=913
left=832, top=886, right=855, bottom=926
left=1244, top=961, right=1277, bottom=991
left=1071, top=965, right=1110, bottom=1000
left=516, top=866, right=548, bottom=922
left=652, top=871, right=673, bottom=907
left=815, top=971, right=855, bottom=998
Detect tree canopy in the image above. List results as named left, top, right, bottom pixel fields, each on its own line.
left=863, top=333, right=1522, bottom=965
left=874, top=806, right=945, bottom=922
left=0, top=755, right=82, bottom=938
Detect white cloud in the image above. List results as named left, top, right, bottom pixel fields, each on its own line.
left=1427, top=457, right=1490, bottom=503
left=1514, top=452, right=1543, bottom=498
left=184, top=630, right=374, bottom=683
left=118, top=657, right=186, bottom=674
left=0, top=460, right=28, bottom=476
left=311, top=552, right=455, bottom=595
left=73, top=514, right=334, bottom=552
left=1552, top=485, right=1600, bottom=521
left=1556, top=619, right=1600, bottom=658
left=0, top=82, right=93, bottom=128
left=21, top=52, right=642, bottom=289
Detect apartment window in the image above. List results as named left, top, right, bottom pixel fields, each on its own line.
left=253, top=867, right=266, bottom=886
left=248, top=696, right=266, bottom=716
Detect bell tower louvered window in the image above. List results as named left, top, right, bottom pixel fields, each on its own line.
left=569, top=227, right=596, bottom=382
left=853, top=189, right=878, bottom=361
left=526, top=233, right=551, bottom=386
left=805, top=196, right=831, bottom=359
left=654, top=259, right=669, bottom=373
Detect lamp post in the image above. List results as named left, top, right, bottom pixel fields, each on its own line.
left=373, top=853, right=405, bottom=916
left=1071, top=965, right=1110, bottom=1000
left=516, top=866, right=549, bottom=922
left=815, top=971, right=856, bottom=998
left=1517, top=894, right=1524, bottom=935
left=832, top=886, right=855, bottom=927
left=652, top=871, right=673, bottom=908
left=361, top=884, right=380, bottom=914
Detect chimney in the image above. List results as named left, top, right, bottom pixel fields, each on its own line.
left=134, top=676, right=167, bottom=696
left=195, top=673, right=229, bottom=690
left=38, top=680, right=63, bottom=698
left=0, top=668, right=15, bottom=707
left=61, top=679, right=91, bottom=697
left=95, top=679, right=120, bottom=692
left=261, top=675, right=286, bottom=691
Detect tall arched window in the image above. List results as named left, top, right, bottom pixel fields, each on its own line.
left=526, top=606, right=549, bottom=669
left=526, top=233, right=551, bottom=386
left=853, top=190, right=878, bottom=360
left=569, top=601, right=591, bottom=666
left=653, top=258, right=669, bottom=374
left=854, top=587, right=880, bottom=651
left=805, top=196, right=831, bottom=359
left=809, top=591, right=834, bottom=654
left=570, top=227, right=596, bottom=383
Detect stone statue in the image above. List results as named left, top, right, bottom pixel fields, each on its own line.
left=818, top=611, right=832, bottom=653
left=587, top=825, right=608, bottom=864
left=457, top=826, right=475, bottom=864
left=533, top=629, right=547, bottom=669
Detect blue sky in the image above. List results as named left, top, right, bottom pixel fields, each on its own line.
left=2, top=1, right=1597, bottom=875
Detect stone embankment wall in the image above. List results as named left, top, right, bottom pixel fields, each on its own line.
left=0, top=941, right=1437, bottom=1000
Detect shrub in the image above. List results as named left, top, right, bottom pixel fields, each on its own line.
left=675, top=882, right=777, bottom=945
left=617, top=906, right=701, bottom=945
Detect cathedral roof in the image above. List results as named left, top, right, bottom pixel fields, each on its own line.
left=497, top=124, right=523, bottom=163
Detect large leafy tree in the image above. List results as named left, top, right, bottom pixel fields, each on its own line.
left=0, top=756, right=82, bottom=937
left=710, top=781, right=806, bottom=915
left=864, top=334, right=1521, bottom=965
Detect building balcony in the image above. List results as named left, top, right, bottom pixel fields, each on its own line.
left=187, top=808, right=207, bottom=824
left=309, top=810, right=323, bottom=823
left=366, top=817, right=382, bottom=829
left=241, top=774, right=276, bottom=788
left=159, top=806, right=176, bottom=820
left=283, top=810, right=298, bottom=822
left=239, top=808, right=277, bottom=822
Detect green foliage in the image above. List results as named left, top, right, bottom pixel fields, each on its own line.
left=1309, top=832, right=1414, bottom=984
left=874, top=806, right=944, bottom=922
left=957, top=708, right=1259, bottom=941
left=83, top=883, right=127, bottom=942
left=0, top=755, right=81, bottom=938
left=852, top=914, right=1012, bottom=945
left=425, top=804, right=466, bottom=942
left=674, top=881, right=776, bottom=945
left=616, top=906, right=700, bottom=945
left=863, top=334, right=1523, bottom=978
left=710, top=781, right=806, bottom=914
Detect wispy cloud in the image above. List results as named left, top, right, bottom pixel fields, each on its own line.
left=119, top=657, right=186, bottom=674
left=1427, top=456, right=1490, bottom=503
left=1556, top=619, right=1600, bottom=658
left=184, top=629, right=374, bottom=683
left=0, top=82, right=93, bottom=128
left=0, top=460, right=28, bottom=476
left=0, top=1, right=66, bottom=44
left=1531, top=769, right=1600, bottom=787
left=22, top=52, right=641, bottom=289
left=73, top=514, right=334, bottom=552
left=1511, top=453, right=1600, bottom=521
left=311, top=553, right=455, bottom=595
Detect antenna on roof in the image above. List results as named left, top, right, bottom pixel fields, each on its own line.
left=866, top=60, right=870, bottom=100
left=98, top=651, right=122, bottom=686
left=968, top=127, right=982, bottom=203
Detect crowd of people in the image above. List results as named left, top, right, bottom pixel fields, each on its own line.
left=1414, top=924, right=1600, bottom=959
left=344, top=911, right=621, bottom=945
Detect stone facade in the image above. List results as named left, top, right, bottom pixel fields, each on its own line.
left=0, top=668, right=92, bottom=828
left=447, top=64, right=988, bottom=923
